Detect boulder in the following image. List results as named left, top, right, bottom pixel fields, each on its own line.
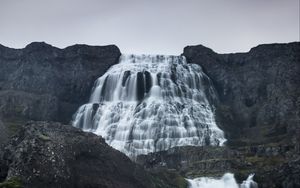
left=0, top=121, right=187, bottom=188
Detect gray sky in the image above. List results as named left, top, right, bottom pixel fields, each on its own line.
left=0, top=0, right=299, bottom=55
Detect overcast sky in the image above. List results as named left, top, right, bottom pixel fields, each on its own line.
left=0, top=0, right=299, bottom=54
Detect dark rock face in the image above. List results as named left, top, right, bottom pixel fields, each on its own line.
left=183, top=42, right=300, bottom=146
left=0, top=121, right=186, bottom=188
left=0, top=42, right=121, bottom=127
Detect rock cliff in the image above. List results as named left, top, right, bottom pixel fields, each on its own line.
left=0, top=42, right=121, bottom=141
left=183, top=42, right=300, bottom=146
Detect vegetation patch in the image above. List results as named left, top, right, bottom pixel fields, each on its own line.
left=3, top=118, right=27, bottom=136
left=38, top=133, right=51, bottom=141
left=150, top=170, right=188, bottom=188
left=245, top=156, right=284, bottom=166
left=0, top=177, right=22, bottom=188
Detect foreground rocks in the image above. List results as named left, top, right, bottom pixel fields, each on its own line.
left=0, top=121, right=187, bottom=188
left=0, top=42, right=121, bottom=140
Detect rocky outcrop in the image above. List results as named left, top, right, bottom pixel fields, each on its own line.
left=183, top=42, right=300, bottom=146
left=0, top=42, right=121, bottom=139
left=0, top=121, right=187, bottom=188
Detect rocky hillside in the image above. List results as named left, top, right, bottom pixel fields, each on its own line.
left=0, top=42, right=121, bottom=141
left=0, top=121, right=186, bottom=188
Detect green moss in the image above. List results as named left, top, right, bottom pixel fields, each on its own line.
left=185, top=171, right=224, bottom=179
left=38, top=133, right=51, bottom=141
left=3, top=118, right=27, bottom=136
left=193, top=158, right=229, bottom=164
left=14, top=106, right=24, bottom=114
left=0, top=177, right=22, bottom=188
left=245, top=156, right=284, bottom=166
left=150, top=170, right=188, bottom=188
left=6, top=122, right=22, bottom=136
left=174, top=176, right=188, bottom=188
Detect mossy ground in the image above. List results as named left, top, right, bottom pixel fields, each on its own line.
left=150, top=170, right=188, bottom=188
left=38, top=133, right=51, bottom=141
left=0, top=177, right=22, bottom=188
left=3, top=118, right=27, bottom=136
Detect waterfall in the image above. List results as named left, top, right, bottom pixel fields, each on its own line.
left=186, top=173, right=258, bottom=188
left=73, top=54, right=226, bottom=157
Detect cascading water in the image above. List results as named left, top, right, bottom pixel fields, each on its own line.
left=186, top=173, right=258, bottom=188
left=73, top=54, right=226, bottom=157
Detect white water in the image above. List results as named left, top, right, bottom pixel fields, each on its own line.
left=187, top=173, right=258, bottom=188
left=73, top=54, right=226, bottom=157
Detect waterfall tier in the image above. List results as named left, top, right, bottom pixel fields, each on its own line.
left=186, top=173, right=258, bottom=188
left=73, top=54, right=226, bottom=157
